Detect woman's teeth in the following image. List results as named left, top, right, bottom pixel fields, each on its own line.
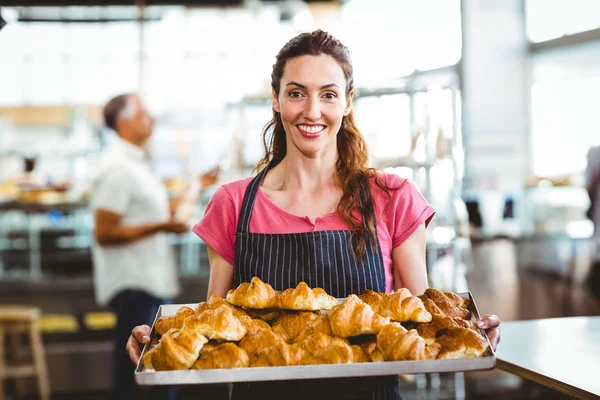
left=298, top=125, right=324, bottom=133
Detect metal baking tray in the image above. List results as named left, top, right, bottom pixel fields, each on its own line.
left=135, top=292, right=496, bottom=385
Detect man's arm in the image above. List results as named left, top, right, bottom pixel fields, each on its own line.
left=94, top=209, right=187, bottom=246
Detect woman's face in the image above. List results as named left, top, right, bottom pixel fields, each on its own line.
left=273, top=54, right=353, bottom=159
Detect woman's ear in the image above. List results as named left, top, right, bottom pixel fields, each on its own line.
left=344, top=90, right=354, bottom=116
left=272, top=88, right=280, bottom=113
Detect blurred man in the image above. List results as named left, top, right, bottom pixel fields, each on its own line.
left=91, top=93, right=187, bottom=399
left=585, top=145, right=600, bottom=299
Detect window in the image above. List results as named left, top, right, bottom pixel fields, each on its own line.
left=526, top=0, right=600, bottom=42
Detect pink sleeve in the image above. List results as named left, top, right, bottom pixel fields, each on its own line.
left=192, top=185, right=239, bottom=265
left=377, top=175, right=435, bottom=248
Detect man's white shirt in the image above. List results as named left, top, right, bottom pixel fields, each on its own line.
left=90, top=137, right=180, bottom=305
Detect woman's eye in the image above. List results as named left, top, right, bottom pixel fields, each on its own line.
left=289, top=91, right=302, bottom=98
left=324, top=92, right=337, bottom=99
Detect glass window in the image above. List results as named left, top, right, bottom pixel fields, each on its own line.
left=531, top=78, right=600, bottom=177
left=341, top=0, right=462, bottom=87
left=526, top=0, right=600, bottom=42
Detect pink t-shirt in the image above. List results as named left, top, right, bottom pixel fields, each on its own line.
left=193, top=173, right=435, bottom=293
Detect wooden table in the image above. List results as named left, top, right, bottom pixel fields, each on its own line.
left=495, top=316, right=600, bottom=399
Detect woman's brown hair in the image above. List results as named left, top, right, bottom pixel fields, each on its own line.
left=257, top=30, right=398, bottom=261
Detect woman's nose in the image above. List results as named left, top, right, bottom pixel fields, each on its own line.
left=303, top=97, right=321, bottom=120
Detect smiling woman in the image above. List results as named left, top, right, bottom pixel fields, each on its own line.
left=126, top=29, right=501, bottom=400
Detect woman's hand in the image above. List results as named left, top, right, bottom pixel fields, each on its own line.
left=476, top=314, right=501, bottom=351
left=126, top=325, right=152, bottom=364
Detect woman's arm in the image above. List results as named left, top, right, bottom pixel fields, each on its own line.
left=207, top=246, right=235, bottom=298
left=391, top=223, right=429, bottom=295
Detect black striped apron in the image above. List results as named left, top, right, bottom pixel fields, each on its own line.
left=231, top=163, right=402, bottom=400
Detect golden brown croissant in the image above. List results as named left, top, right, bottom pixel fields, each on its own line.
left=242, top=307, right=281, bottom=322
left=419, top=289, right=470, bottom=320
left=377, top=288, right=432, bottom=323
left=141, top=347, right=156, bottom=370
left=238, top=327, right=284, bottom=356
left=277, top=282, right=338, bottom=311
left=307, top=340, right=353, bottom=364
left=357, top=337, right=384, bottom=362
left=226, top=277, right=279, bottom=309
left=422, top=298, right=474, bottom=330
left=272, top=311, right=331, bottom=343
left=329, top=295, right=390, bottom=338
left=238, top=315, right=271, bottom=336
left=183, top=304, right=247, bottom=341
left=298, top=331, right=348, bottom=355
left=154, top=306, right=195, bottom=336
left=192, top=342, right=250, bottom=370
left=444, top=291, right=470, bottom=309
left=251, top=341, right=309, bottom=367
left=351, top=345, right=371, bottom=363
left=415, top=311, right=461, bottom=345
left=435, top=327, right=489, bottom=359
left=377, top=323, right=440, bottom=361
left=150, top=328, right=208, bottom=371
left=196, top=295, right=249, bottom=319
left=357, top=289, right=384, bottom=312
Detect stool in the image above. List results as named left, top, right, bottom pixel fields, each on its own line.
left=0, top=306, right=50, bottom=400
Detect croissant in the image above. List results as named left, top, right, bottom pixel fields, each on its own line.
left=307, top=340, right=364, bottom=365
left=239, top=327, right=284, bottom=356
left=251, top=341, right=309, bottom=367
left=444, top=291, right=470, bottom=309
left=328, top=295, right=390, bottom=338
left=419, top=289, right=470, bottom=320
left=278, top=282, right=338, bottom=311
left=272, top=311, right=331, bottom=343
left=242, top=307, right=281, bottom=322
left=238, top=315, right=271, bottom=336
left=196, top=295, right=249, bottom=319
left=357, top=289, right=384, bottom=312
left=151, top=328, right=208, bottom=371
left=422, top=298, right=474, bottom=330
left=377, top=323, right=440, bottom=361
left=192, top=342, right=250, bottom=370
left=141, top=347, right=156, bottom=370
left=357, top=337, right=384, bottom=362
left=435, top=327, right=489, bottom=359
left=298, top=331, right=348, bottom=355
left=416, top=311, right=461, bottom=345
left=226, top=277, right=279, bottom=309
left=183, top=304, right=247, bottom=342
left=377, top=288, right=432, bottom=323
left=154, top=306, right=195, bottom=336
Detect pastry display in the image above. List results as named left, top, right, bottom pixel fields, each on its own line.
left=141, top=277, right=490, bottom=373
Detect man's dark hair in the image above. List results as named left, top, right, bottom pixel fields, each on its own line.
left=103, top=93, right=132, bottom=132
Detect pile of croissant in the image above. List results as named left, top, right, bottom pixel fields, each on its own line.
left=142, top=277, right=489, bottom=371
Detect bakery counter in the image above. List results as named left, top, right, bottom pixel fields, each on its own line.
left=496, top=317, right=600, bottom=399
